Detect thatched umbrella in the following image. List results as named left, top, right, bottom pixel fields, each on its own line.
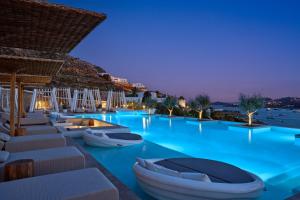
left=0, top=0, right=106, bottom=135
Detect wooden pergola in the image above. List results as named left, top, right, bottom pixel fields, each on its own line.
left=0, top=0, right=106, bottom=136
left=0, top=56, right=64, bottom=135
left=0, top=0, right=106, bottom=53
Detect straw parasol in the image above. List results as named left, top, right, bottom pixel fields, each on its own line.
left=0, top=0, right=106, bottom=135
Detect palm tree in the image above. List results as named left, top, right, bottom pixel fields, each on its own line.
left=190, top=95, right=211, bottom=120
left=239, top=94, right=264, bottom=126
left=163, top=96, right=177, bottom=117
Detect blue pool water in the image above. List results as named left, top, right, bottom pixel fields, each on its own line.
left=77, top=113, right=300, bottom=199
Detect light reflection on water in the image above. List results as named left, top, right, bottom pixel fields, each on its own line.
left=248, top=129, right=252, bottom=144
left=77, top=113, right=300, bottom=199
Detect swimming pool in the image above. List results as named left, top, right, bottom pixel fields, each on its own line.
left=77, top=112, right=300, bottom=199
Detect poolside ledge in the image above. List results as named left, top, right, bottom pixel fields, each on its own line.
left=66, top=137, right=141, bottom=200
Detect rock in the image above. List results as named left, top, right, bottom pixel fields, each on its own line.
left=50, top=56, right=114, bottom=89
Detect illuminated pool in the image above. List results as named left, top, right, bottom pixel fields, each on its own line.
left=77, top=113, right=300, bottom=199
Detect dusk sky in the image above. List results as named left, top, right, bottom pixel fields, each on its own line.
left=51, top=0, right=300, bottom=102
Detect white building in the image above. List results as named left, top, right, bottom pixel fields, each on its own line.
left=134, top=91, right=166, bottom=103
left=110, top=76, right=128, bottom=84
left=132, top=83, right=146, bottom=89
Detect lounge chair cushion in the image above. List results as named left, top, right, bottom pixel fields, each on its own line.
left=155, top=158, right=255, bottom=183
left=1, top=112, right=49, bottom=125
left=0, top=151, right=9, bottom=163
left=22, top=125, right=58, bottom=135
left=144, top=159, right=211, bottom=182
left=181, top=172, right=211, bottom=182
left=0, top=146, right=85, bottom=181
left=0, top=132, right=10, bottom=142
left=106, top=133, right=142, bottom=140
left=0, top=168, right=119, bottom=200
left=5, top=134, right=66, bottom=153
left=145, top=160, right=180, bottom=177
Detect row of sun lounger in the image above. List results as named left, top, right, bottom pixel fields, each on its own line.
left=0, top=111, right=120, bottom=200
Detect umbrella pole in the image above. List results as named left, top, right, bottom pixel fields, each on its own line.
left=10, top=72, right=16, bottom=136
left=20, top=84, right=24, bottom=115
left=17, top=82, right=22, bottom=128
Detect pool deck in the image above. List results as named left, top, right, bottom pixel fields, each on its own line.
left=67, top=137, right=141, bottom=200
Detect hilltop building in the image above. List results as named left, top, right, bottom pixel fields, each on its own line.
left=132, top=83, right=147, bottom=90
left=110, top=76, right=129, bottom=84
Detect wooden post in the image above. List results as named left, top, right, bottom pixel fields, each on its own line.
left=4, top=159, right=34, bottom=181
left=20, top=84, right=24, bottom=115
left=17, top=82, right=22, bottom=128
left=10, top=72, right=16, bottom=136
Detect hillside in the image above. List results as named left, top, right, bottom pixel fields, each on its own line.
left=213, top=97, right=300, bottom=109
left=266, top=97, right=300, bottom=108
left=50, top=56, right=114, bottom=89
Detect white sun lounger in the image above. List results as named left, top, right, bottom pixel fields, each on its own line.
left=4, top=134, right=66, bottom=153
left=1, top=123, right=58, bottom=135
left=21, top=125, right=58, bottom=135
left=0, top=168, right=119, bottom=200
left=0, top=146, right=85, bottom=181
left=1, top=112, right=50, bottom=126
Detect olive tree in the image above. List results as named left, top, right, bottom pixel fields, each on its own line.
left=239, top=94, right=264, bottom=126
left=163, top=96, right=177, bottom=117
left=144, top=97, right=157, bottom=114
left=190, top=95, right=211, bottom=120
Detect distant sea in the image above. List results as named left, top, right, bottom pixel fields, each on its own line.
left=213, top=105, right=300, bottom=129
left=255, top=108, right=300, bottom=129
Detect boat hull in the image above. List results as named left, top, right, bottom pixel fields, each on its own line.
left=83, top=132, right=143, bottom=147
left=133, top=159, right=264, bottom=200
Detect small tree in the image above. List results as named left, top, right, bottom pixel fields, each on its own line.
left=190, top=95, right=211, bottom=120
left=239, top=94, right=264, bottom=126
left=144, top=97, right=157, bottom=114
left=163, top=96, right=177, bottom=117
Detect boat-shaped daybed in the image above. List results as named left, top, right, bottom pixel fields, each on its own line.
left=55, top=118, right=130, bottom=138
left=133, top=158, right=264, bottom=200
left=83, top=129, right=143, bottom=147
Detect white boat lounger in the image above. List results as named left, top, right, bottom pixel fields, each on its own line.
left=55, top=118, right=130, bottom=138
left=0, top=168, right=119, bottom=200
left=58, top=126, right=131, bottom=138
left=2, top=134, right=66, bottom=153
left=0, top=146, right=85, bottom=181
left=83, top=129, right=143, bottom=147
left=133, top=158, right=264, bottom=200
